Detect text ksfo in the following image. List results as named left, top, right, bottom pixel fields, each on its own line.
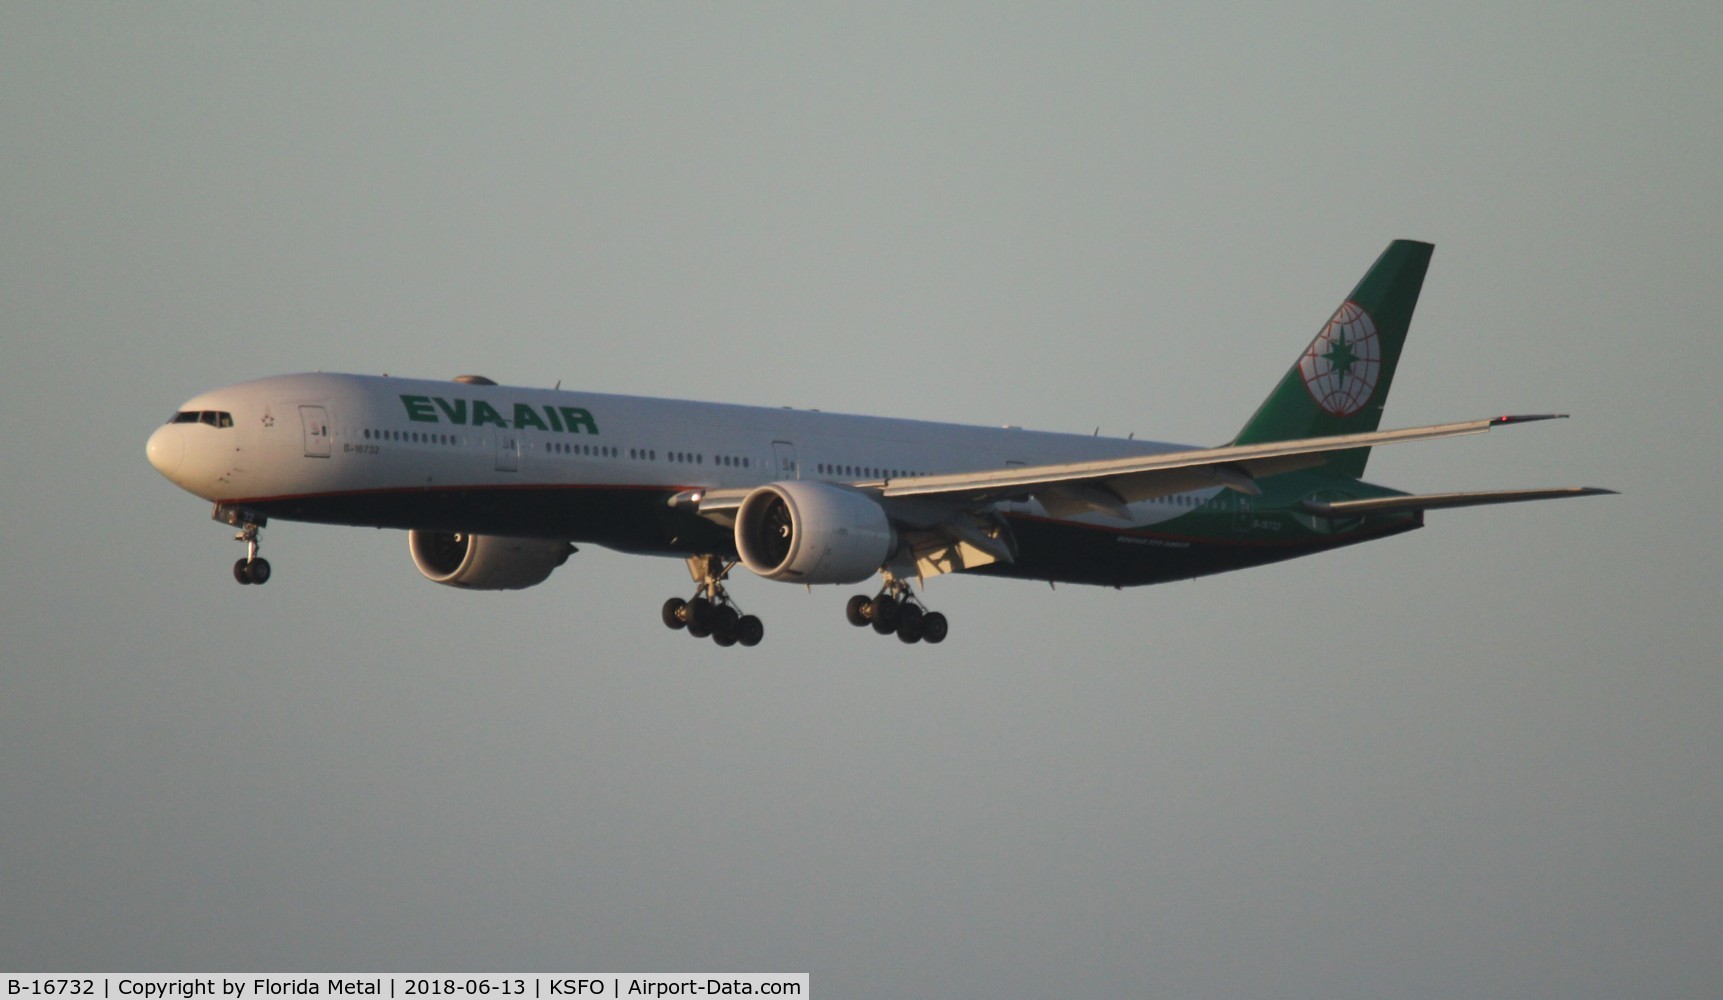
left=551, top=984, right=792, bottom=997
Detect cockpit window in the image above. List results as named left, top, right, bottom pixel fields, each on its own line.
left=169, top=410, right=234, bottom=428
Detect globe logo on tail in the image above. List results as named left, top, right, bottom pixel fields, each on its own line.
left=1299, top=300, right=1380, bottom=417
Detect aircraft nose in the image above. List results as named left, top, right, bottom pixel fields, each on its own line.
left=146, top=424, right=183, bottom=478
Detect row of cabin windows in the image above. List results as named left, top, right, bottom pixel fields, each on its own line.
left=548, top=441, right=619, bottom=458
left=816, top=463, right=925, bottom=480
left=365, top=428, right=623, bottom=458
left=365, top=428, right=459, bottom=445
left=169, top=410, right=234, bottom=428
left=622, top=448, right=752, bottom=467
left=360, top=430, right=745, bottom=467
left=352, top=430, right=943, bottom=481
left=658, top=451, right=752, bottom=468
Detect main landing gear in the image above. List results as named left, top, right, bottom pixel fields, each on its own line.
left=219, top=505, right=271, bottom=585
left=662, top=555, right=764, bottom=648
left=845, top=579, right=948, bottom=645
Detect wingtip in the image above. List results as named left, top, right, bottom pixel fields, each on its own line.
left=1492, top=413, right=1569, bottom=425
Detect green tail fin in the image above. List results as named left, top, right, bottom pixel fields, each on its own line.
left=1231, top=239, right=1433, bottom=479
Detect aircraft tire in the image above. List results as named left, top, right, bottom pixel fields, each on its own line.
left=870, top=597, right=899, bottom=634
left=896, top=603, right=923, bottom=633
left=687, top=598, right=713, bottom=638
left=712, top=627, right=738, bottom=647
left=920, top=612, right=948, bottom=644
left=662, top=597, right=687, bottom=630
left=247, top=558, right=271, bottom=585
left=712, top=604, right=739, bottom=635
left=897, top=619, right=923, bottom=644
left=737, top=615, right=764, bottom=647
left=233, top=559, right=254, bottom=585
left=846, top=594, right=871, bottom=627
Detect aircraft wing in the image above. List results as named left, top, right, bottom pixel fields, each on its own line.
left=673, top=414, right=1575, bottom=523
left=876, top=414, right=1569, bottom=519
left=1301, top=486, right=1617, bottom=517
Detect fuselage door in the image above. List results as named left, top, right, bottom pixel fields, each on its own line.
left=299, top=405, right=331, bottom=458
left=772, top=440, right=798, bottom=480
left=1233, top=494, right=1252, bottom=531
left=496, top=430, right=520, bottom=473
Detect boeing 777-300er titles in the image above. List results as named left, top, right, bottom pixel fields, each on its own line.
left=147, top=241, right=1611, bottom=647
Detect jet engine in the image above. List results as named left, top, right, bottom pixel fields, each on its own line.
left=735, top=480, right=896, bottom=584
left=408, top=531, right=574, bottom=590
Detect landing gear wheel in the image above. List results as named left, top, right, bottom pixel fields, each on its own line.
left=846, top=594, right=872, bottom=627
left=895, top=602, right=923, bottom=634
left=686, top=597, right=714, bottom=638
left=920, top=611, right=948, bottom=644
left=225, top=513, right=270, bottom=585
left=897, top=618, right=924, bottom=644
left=233, top=557, right=270, bottom=585
left=870, top=597, right=899, bottom=635
left=674, top=556, right=765, bottom=649
left=711, top=604, right=739, bottom=636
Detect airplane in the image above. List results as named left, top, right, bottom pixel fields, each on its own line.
left=145, top=240, right=1611, bottom=647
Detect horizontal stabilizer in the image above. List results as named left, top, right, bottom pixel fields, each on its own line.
left=1302, top=486, right=1616, bottom=517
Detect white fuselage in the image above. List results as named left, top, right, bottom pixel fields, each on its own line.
left=146, top=372, right=1213, bottom=535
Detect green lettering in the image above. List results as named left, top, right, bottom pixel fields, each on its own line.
left=542, top=405, right=564, bottom=432
left=432, top=397, right=467, bottom=424
left=471, top=400, right=508, bottom=427
left=558, top=406, right=598, bottom=434
left=512, top=403, right=548, bottom=431
left=400, top=395, right=438, bottom=423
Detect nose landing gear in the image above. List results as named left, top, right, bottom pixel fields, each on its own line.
left=218, top=505, right=271, bottom=585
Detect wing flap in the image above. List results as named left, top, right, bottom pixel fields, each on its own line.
left=1302, top=486, right=1617, bottom=517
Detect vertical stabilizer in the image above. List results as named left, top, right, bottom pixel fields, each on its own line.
left=1231, top=240, right=1433, bottom=478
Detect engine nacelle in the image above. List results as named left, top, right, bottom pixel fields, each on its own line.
left=735, top=480, right=896, bottom=584
left=408, top=531, right=573, bottom=590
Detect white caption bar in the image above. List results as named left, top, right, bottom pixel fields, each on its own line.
left=6, top=978, right=807, bottom=1000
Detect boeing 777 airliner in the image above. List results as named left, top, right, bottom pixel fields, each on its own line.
left=146, top=241, right=1610, bottom=646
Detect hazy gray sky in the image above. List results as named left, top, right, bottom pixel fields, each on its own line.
left=3, top=4, right=1719, bottom=996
